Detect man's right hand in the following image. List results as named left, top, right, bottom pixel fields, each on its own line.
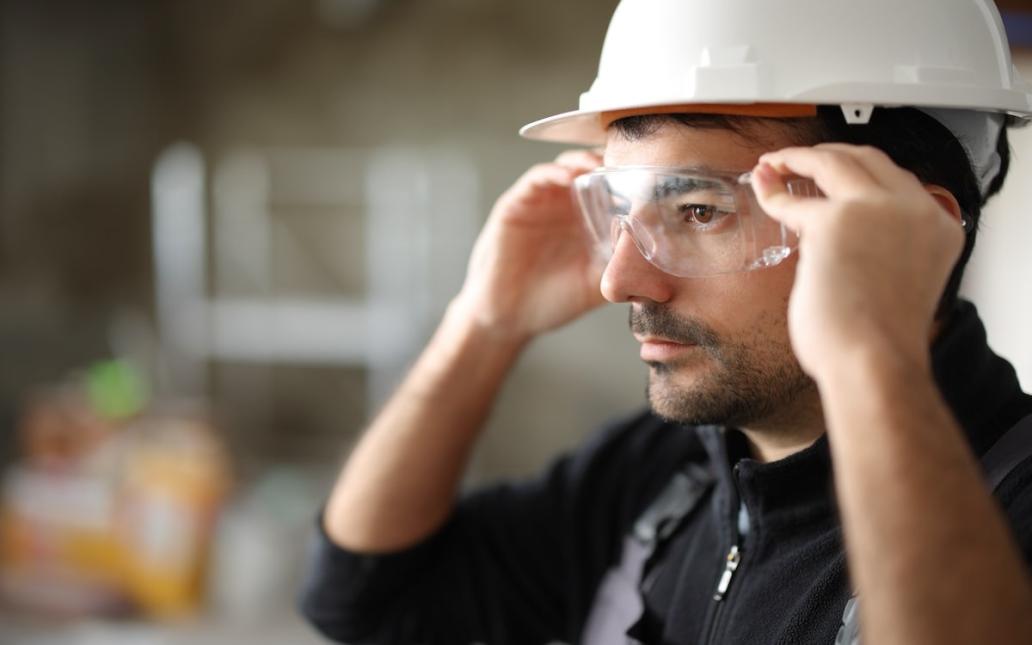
left=451, top=149, right=607, bottom=343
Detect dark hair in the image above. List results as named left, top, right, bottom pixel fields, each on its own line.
left=611, top=107, right=1018, bottom=319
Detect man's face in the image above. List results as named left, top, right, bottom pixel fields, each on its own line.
left=602, top=120, right=816, bottom=429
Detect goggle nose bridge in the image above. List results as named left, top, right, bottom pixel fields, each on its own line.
left=611, top=213, right=661, bottom=265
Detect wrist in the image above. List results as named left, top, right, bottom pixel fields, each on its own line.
left=444, top=293, right=536, bottom=350
left=812, top=334, right=932, bottom=389
left=816, top=339, right=936, bottom=438
left=816, top=339, right=933, bottom=407
left=439, top=296, right=531, bottom=361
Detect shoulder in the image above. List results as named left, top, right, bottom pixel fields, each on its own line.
left=463, top=408, right=709, bottom=525
left=534, top=408, right=709, bottom=531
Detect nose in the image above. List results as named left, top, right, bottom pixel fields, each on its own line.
left=600, top=224, right=676, bottom=304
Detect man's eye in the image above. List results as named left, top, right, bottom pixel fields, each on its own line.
left=680, top=204, right=725, bottom=224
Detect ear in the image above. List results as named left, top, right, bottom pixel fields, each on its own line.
left=924, top=184, right=965, bottom=227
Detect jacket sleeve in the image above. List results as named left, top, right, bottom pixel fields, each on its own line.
left=296, top=410, right=701, bottom=645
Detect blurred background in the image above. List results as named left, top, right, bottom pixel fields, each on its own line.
left=0, top=0, right=1029, bottom=643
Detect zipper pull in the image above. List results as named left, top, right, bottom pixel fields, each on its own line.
left=713, top=545, right=741, bottom=601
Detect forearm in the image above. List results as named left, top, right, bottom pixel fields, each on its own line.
left=324, top=299, right=527, bottom=553
left=821, top=348, right=1032, bottom=645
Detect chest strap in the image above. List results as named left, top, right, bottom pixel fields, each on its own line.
left=982, top=414, right=1032, bottom=491
left=581, top=462, right=715, bottom=645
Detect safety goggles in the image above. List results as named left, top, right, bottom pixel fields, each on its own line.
left=572, top=166, right=819, bottom=277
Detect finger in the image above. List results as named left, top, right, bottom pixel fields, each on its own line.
left=751, top=163, right=832, bottom=233
left=555, top=149, right=604, bottom=171
left=811, top=143, right=921, bottom=194
left=758, top=146, right=881, bottom=199
left=520, top=163, right=579, bottom=190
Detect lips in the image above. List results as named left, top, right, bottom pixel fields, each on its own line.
left=637, top=336, right=698, bottom=362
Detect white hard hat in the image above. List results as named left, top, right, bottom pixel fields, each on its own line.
left=520, top=0, right=1032, bottom=147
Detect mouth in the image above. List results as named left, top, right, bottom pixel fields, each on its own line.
left=636, top=335, right=699, bottom=362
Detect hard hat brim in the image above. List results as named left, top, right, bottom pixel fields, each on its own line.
left=520, top=108, right=608, bottom=146
left=520, top=102, right=820, bottom=145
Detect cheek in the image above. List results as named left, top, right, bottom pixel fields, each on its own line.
left=676, top=261, right=796, bottom=339
left=758, top=256, right=799, bottom=310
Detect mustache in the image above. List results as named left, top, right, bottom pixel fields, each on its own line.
left=629, top=303, right=721, bottom=348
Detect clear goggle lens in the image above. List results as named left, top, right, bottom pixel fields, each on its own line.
left=572, top=167, right=819, bottom=277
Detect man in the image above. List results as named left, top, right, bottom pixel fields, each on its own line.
left=299, top=1, right=1032, bottom=643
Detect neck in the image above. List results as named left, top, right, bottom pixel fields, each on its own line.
left=740, top=319, right=947, bottom=463
left=740, top=387, right=827, bottom=463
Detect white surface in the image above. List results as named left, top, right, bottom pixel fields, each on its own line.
left=960, top=52, right=1032, bottom=391
left=961, top=106, right=1032, bottom=390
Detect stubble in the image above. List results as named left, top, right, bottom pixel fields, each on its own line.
left=630, top=303, right=814, bottom=427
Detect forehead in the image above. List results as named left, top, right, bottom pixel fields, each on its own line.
left=603, top=120, right=790, bottom=171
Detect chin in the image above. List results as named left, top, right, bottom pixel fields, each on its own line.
left=646, top=369, right=732, bottom=426
left=645, top=364, right=785, bottom=428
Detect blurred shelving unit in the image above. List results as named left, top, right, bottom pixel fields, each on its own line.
left=151, top=144, right=479, bottom=464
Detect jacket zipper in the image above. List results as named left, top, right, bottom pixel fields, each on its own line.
left=713, top=544, right=742, bottom=601
left=703, top=465, right=748, bottom=644
left=702, top=541, right=743, bottom=644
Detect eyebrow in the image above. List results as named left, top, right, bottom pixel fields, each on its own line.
left=652, top=176, right=722, bottom=199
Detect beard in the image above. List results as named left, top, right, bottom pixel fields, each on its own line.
left=630, top=303, right=814, bottom=427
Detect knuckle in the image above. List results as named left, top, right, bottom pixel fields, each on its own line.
left=813, top=148, right=848, bottom=165
left=856, top=145, right=887, bottom=160
left=812, top=143, right=849, bottom=157
left=523, top=163, right=563, bottom=184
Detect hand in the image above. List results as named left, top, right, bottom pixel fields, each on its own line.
left=452, top=150, right=607, bottom=342
left=751, top=144, right=966, bottom=379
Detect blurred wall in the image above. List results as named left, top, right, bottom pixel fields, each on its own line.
left=0, top=0, right=171, bottom=467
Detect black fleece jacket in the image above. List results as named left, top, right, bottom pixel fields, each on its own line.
left=298, top=301, right=1032, bottom=644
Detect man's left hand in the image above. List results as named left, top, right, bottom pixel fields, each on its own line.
left=751, top=143, right=966, bottom=380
